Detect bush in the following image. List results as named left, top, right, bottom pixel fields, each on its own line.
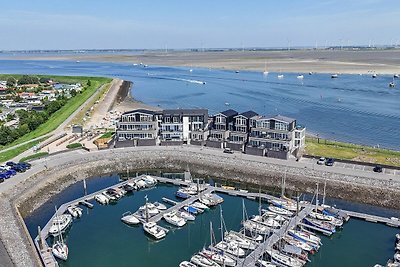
left=66, top=143, right=82, bottom=149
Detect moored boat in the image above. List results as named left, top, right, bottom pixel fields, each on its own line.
left=200, top=248, right=236, bottom=266
left=67, top=206, right=82, bottom=218
left=288, top=229, right=321, bottom=248
left=179, top=261, right=197, bottom=267
left=163, top=211, right=186, bottom=227
left=143, top=222, right=167, bottom=239
left=49, top=214, right=73, bottom=236
left=265, top=248, right=303, bottom=267
left=94, top=194, right=109, bottom=205
left=224, top=231, right=258, bottom=250
left=214, top=240, right=246, bottom=257
left=52, top=241, right=68, bottom=261
left=121, top=211, right=140, bottom=225
left=191, top=254, right=221, bottom=267
left=303, top=217, right=336, bottom=235
left=178, top=210, right=196, bottom=221
left=268, top=206, right=293, bottom=217
left=243, top=219, right=270, bottom=235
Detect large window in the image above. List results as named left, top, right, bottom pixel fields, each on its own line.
left=275, top=122, right=288, bottom=131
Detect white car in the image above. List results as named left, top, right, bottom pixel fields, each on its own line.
left=317, top=157, right=326, bottom=165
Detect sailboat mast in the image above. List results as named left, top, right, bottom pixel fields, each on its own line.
left=322, top=180, right=327, bottom=206
left=315, top=183, right=319, bottom=211
left=258, top=188, right=262, bottom=216
left=220, top=207, right=224, bottom=241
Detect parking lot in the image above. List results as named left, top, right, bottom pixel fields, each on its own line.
left=300, top=157, right=399, bottom=176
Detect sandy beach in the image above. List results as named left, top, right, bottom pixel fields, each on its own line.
left=9, top=49, right=400, bottom=75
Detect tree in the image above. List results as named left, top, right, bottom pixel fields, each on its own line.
left=14, top=95, right=22, bottom=102
left=6, top=77, right=17, bottom=88
left=70, top=89, right=77, bottom=97
left=18, top=75, right=39, bottom=85
left=87, top=80, right=91, bottom=86
left=6, top=113, right=15, bottom=122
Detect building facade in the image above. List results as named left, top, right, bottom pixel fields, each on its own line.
left=248, top=115, right=305, bottom=159
left=207, top=109, right=238, bottom=148
left=227, top=110, right=258, bottom=151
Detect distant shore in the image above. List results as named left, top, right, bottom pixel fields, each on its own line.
left=7, top=49, right=400, bottom=75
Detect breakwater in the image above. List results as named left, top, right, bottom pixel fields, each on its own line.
left=2, top=146, right=400, bottom=266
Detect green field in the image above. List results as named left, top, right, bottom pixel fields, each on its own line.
left=0, top=75, right=112, bottom=150
left=305, top=137, right=400, bottom=167
left=19, top=152, right=49, bottom=162
left=66, top=143, right=82, bottom=149
left=0, top=138, right=47, bottom=163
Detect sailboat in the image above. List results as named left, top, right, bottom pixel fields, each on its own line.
left=52, top=207, right=69, bottom=261
left=389, top=77, right=396, bottom=88
left=263, top=62, right=269, bottom=75
left=201, top=221, right=237, bottom=266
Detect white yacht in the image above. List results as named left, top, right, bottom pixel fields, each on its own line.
left=49, top=214, right=73, bottom=236
left=214, top=240, right=246, bottom=257
left=179, top=261, right=197, bottom=267
left=139, top=203, right=160, bottom=216
left=178, top=210, right=196, bottom=221
left=268, top=206, right=293, bottom=216
left=224, top=231, right=257, bottom=250
left=141, top=175, right=157, bottom=187
left=94, top=194, right=109, bottom=205
left=143, top=222, right=166, bottom=239
left=136, top=179, right=147, bottom=189
left=192, top=201, right=209, bottom=210
left=52, top=240, right=68, bottom=261
left=288, top=229, right=321, bottom=247
left=200, top=248, right=236, bottom=266
left=163, top=211, right=186, bottom=227
left=278, top=74, right=284, bottom=79
left=331, top=73, right=338, bottom=78
left=199, top=193, right=224, bottom=206
left=243, top=220, right=270, bottom=235
left=309, top=211, right=343, bottom=227
left=283, top=235, right=315, bottom=253
left=297, top=75, right=304, bottom=79
left=67, top=206, right=82, bottom=218
left=251, top=215, right=281, bottom=228
left=153, top=202, right=167, bottom=210
left=121, top=211, right=140, bottom=225
left=257, top=259, right=277, bottom=267
left=191, top=254, right=221, bottom=267
left=266, top=249, right=303, bottom=267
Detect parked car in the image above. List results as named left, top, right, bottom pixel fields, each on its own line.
left=6, top=161, right=16, bottom=167
left=325, top=158, right=335, bottom=166
left=223, top=148, right=234, bottom=154
left=19, top=162, right=31, bottom=169
left=317, top=157, right=326, bottom=165
left=1, top=172, right=11, bottom=179
left=12, top=165, right=26, bottom=173
left=373, top=165, right=383, bottom=173
left=0, top=165, right=11, bottom=171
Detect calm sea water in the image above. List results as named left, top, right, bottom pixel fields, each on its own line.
left=0, top=59, right=399, bottom=150
left=24, top=174, right=400, bottom=267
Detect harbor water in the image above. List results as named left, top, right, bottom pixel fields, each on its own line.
left=24, top=173, right=400, bottom=267
left=0, top=59, right=399, bottom=150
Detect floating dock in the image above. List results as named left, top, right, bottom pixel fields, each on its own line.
left=34, top=174, right=400, bottom=267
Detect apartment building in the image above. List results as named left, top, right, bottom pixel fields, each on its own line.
left=207, top=109, right=238, bottom=148
left=227, top=110, right=258, bottom=151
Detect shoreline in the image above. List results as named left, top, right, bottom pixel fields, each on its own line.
left=4, top=50, right=400, bottom=75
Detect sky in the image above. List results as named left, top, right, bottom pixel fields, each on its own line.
left=1, top=0, right=399, bottom=50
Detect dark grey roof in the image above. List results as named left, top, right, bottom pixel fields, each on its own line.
left=238, top=110, right=258, bottom=119
left=162, top=108, right=208, bottom=116
left=122, top=109, right=155, bottom=116
left=219, top=109, right=238, bottom=117
left=272, top=114, right=295, bottom=123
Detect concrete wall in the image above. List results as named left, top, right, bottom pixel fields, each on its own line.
left=137, top=139, right=157, bottom=146
left=114, top=140, right=134, bottom=148
left=245, top=146, right=265, bottom=156
left=160, top=141, right=184, bottom=146
left=206, top=140, right=223, bottom=148
left=266, top=150, right=288, bottom=160
left=226, top=142, right=242, bottom=151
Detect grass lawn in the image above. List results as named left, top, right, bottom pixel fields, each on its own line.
left=0, top=138, right=47, bottom=163
left=66, top=143, right=82, bottom=149
left=99, top=131, right=115, bottom=139
left=0, top=75, right=112, bottom=151
left=305, top=137, right=400, bottom=167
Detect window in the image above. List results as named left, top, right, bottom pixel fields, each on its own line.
left=165, top=117, right=170, bottom=123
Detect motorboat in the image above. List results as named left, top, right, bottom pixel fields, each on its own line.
left=122, top=183, right=136, bottom=192
left=49, top=214, right=73, bottom=236
left=121, top=211, right=140, bottom=225
left=278, top=74, right=284, bottom=79
left=199, top=193, right=224, bottom=206
left=394, top=252, right=400, bottom=262
left=179, top=261, right=197, bottom=267
left=280, top=244, right=309, bottom=264
left=265, top=249, right=303, bottom=267
left=142, top=175, right=157, bottom=187
left=163, top=211, right=186, bottom=227
left=283, top=235, right=316, bottom=253
left=192, top=201, right=209, bottom=210
left=256, top=259, right=277, bottom=267
left=184, top=205, right=203, bottom=215
left=52, top=241, right=68, bottom=261
left=297, top=75, right=304, bottom=79
left=372, top=73, right=377, bottom=78
left=303, top=217, right=336, bottom=235
left=67, top=206, right=82, bottom=218
left=396, top=233, right=400, bottom=241
left=394, top=74, right=399, bottom=78
left=176, top=189, right=191, bottom=199
left=191, top=254, right=221, bottom=267
left=154, top=202, right=167, bottom=210
left=136, top=179, right=147, bottom=189
left=200, top=248, right=236, bottom=267
left=214, top=240, right=246, bottom=257
left=243, top=220, right=270, bottom=235
left=139, top=203, right=160, bottom=216
left=288, top=229, right=321, bottom=248
left=309, top=211, right=343, bottom=227
left=331, top=74, right=338, bottom=78
left=178, top=211, right=196, bottom=221
left=143, top=222, right=167, bottom=239
left=389, top=81, right=396, bottom=88
left=94, top=194, right=109, bottom=205
left=224, top=231, right=257, bottom=250
left=251, top=215, right=281, bottom=228
left=102, top=191, right=117, bottom=201
left=268, top=206, right=293, bottom=217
